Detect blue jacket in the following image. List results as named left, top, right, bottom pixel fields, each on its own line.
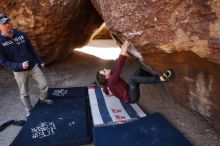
left=0, top=29, right=43, bottom=72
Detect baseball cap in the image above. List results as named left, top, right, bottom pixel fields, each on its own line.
left=0, top=13, right=9, bottom=24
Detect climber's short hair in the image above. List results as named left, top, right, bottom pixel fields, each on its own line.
left=96, top=71, right=107, bottom=85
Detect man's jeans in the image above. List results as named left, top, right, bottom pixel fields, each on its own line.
left=128, top=68, right=161, bottom=103
left=13, top=65, right=48, bottom=112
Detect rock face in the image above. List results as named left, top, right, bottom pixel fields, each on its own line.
left=89, top=23, right=112, bottom=40
left=0, top=0, right=103, bottom=63
left=145, top=52, right=220, bottom=132
left=91, top=0, right=220, bottom=64
left=90, top=0, right=220, bottom=131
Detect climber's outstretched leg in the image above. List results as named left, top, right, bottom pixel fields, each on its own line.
left=128, top=68, right=174, bottom=103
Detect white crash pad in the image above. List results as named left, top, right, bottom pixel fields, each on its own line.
left=88, top=87, right=146, bottom=126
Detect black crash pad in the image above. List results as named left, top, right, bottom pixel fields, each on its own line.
left=10, top=87, right=92, bottom=146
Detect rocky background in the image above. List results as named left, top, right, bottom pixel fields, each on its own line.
left=0, top=0, right=103, bottom=63
left=0, top=0, right=220, bottom=131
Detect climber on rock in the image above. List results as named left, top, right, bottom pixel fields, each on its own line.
left=96, top=40, right=174, bottom=103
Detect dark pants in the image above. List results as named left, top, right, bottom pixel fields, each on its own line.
left=128, top=68, right=161, bottom=103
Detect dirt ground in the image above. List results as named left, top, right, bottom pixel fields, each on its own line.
left=0, top=50, right=220, bottom=146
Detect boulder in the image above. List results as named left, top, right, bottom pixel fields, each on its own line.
left=0, top=0, right=103, bottom=63
left=91, top=23, right=112, bottom=39
left=145, top=52, right=220, bottom=131
left=90, top=0, right=220, bottom=131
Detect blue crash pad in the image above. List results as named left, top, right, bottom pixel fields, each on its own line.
left=93, top=112, right=193, bottom=146
left=10, top=87, right=91, bottom=146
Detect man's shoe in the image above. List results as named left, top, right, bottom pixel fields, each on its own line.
left=25, top=106, right=32, bottom=119
left=25, top=113, right=30, bottom=119
left=160, top=69, right=175, bottom=82
left=40, top=98, right=54, bottom=104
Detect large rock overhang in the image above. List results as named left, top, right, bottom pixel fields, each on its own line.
left=90, top=0, right=220, bottom=131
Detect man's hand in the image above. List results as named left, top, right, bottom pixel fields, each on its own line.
left=121, top=40, right=131, bottom=56
left=22, top=61, right=29, bottom=69
left=40, top=63, right=45, bottom=68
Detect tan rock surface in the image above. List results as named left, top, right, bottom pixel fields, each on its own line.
left=91, top=0, right=220, bottom=63
left=144, top=52, right=220, bottom=131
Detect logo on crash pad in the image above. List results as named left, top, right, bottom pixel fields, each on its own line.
left=31, top=122, right=57, bottom=139
left=115, top=115, right=126, bottom=120
left=52, top=89, right=68, bottom=96
left=111, top=108, right=122, bottom=113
